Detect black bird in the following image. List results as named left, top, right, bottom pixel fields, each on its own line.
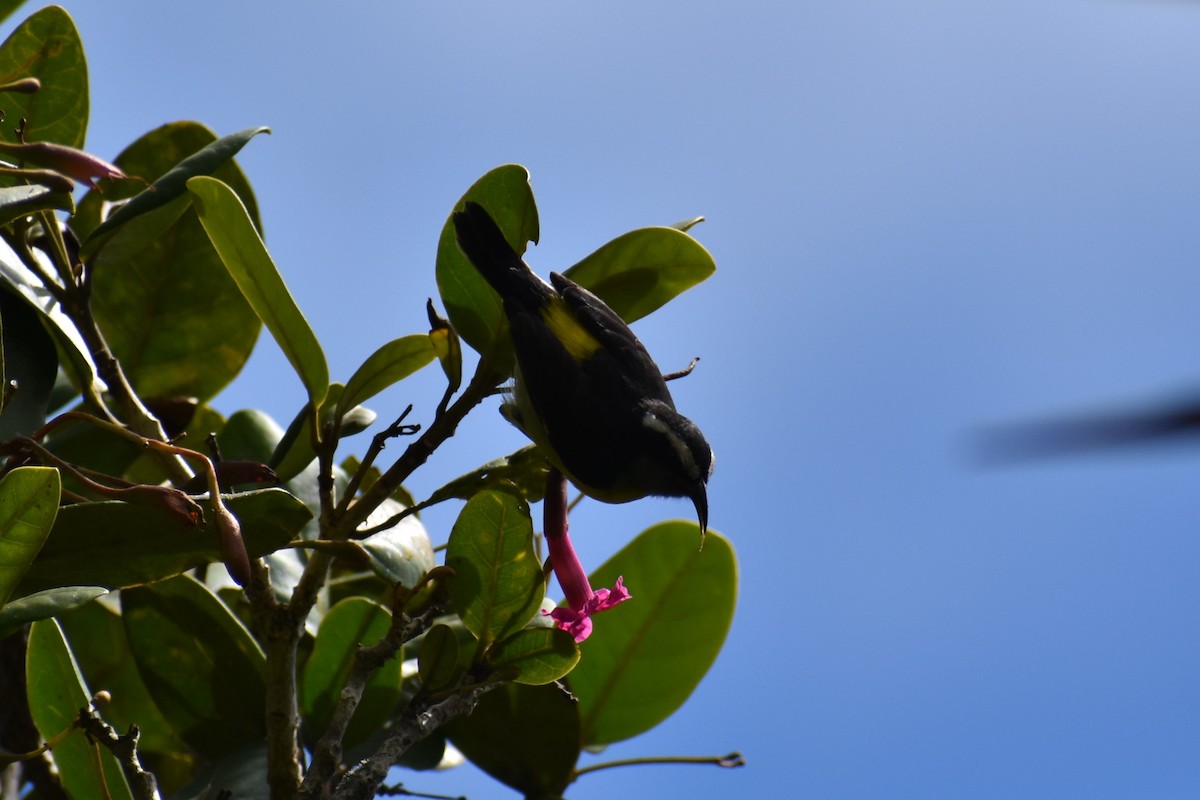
left=452, top=201, right=714, bottom=531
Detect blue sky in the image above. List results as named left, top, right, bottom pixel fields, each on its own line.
left=51, top=1, right=1200, bottom=797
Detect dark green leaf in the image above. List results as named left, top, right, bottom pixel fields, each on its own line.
left=0, top=465, right=59, bottom=607
left=190, top=174, right=328, bottom=407
left=0, top=183, right=72, bottom=224
left=0, top=244, right=95, bottom=393
left=425, top=445, right=550, bottom=508
left=435, top=164, right=539, bottom=358
left=217, top=407, right=283, bottom=462
left=562, top=226, right=716, bottom=324
left=80, top=125, right=268, bottom=252
left=446, top=487, right=545, bottom=648
left=568, top=523, right=737, bottom=745
left=0, top=289, right=56, bottom=439
left=42, top=407, right=142, bottom=479
left=26, top=619, right=135, bottom=800
left=0, top=584, right=104, bottom=639
left=58, top=599, right=194, bottom=777
left=125, top=403, right=226, bottom=486
left=490, top=627, right=580, bottom=685
left=79, top=123, right=263, bottom=402
left=170, top=742, right=269, bottom=800
left=122, top=574, right=266, bottom=759
left=0, top=1, right=29, bottom=26
left=417, top=623, right=462, bottom=692
left=218, top=407, right=331, bottom=551
left=72, top=121, right=261, bottom=240
left=16, top=488, right=310, bottom=594
left=0, top=6, right=88, bottom=152
left=338, top=334, right=436, bottom=418
left=269, top=400, right=316, bottom=481
left=446, top=682, right=579, bottom=798
left=300, top=597, right=404, bottom=750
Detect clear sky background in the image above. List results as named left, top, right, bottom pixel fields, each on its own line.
left=46, top=1, right=1200, bottom=798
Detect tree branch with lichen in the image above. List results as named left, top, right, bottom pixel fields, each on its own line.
left=297, top=605, right=443, bottom=800
left=73, top=696, right=161, bottom=800
left=331, top=685, right=498, bottom=800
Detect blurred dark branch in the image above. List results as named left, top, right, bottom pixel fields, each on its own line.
left=974, top=393, right=1200, bottom=465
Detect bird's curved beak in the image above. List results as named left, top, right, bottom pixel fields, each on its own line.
left=691, top=483, right=709, bottom=536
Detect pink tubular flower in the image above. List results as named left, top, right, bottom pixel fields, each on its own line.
left=546, top=577, right=631, bottom=642
left=541, top=469, right=632, bottom=642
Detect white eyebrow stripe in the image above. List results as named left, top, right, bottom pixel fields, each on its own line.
left=643, top=411, right=703, bottom=480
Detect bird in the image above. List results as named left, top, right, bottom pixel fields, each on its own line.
left=452, top=201, right=715, bottom=532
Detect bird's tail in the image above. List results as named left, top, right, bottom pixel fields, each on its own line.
left=452, top=201, right=547, bottom=306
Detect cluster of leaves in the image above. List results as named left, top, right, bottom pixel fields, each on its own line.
left=0, top=5, right=738, bottom=800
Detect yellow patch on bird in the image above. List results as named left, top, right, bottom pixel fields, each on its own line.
left=542, top=299, right=601, bottom=361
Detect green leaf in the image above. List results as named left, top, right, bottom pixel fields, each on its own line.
left=300, top=597, right=405, bottom=750
left=446, top=487, right=545, bottom=648
left=72, top=121, right=261, bottom=240
left=0, top=465, right=59, bottom=607
left=490, top=627, right=580, bottom=685
left=428, top=300, right=462, bottom=395
left=122, top=574, right=266, bottom=759
left=217, top=407, right=284, bottom=462
left=0, top=247, right=96, bottom=397
left=0, top=584, right=104, bottom=639
left=417, top=623, right=462, bottom=692
left=425, top=445, right=550, bottom=509
left=357, top=499, right=435, bottom=587
left=268, top=400, right=319, bottom=482
left=189, top=175, right=329, bottom=408
left=0, top=289, right=56, bottom=440
left=77, top=125, right=263, bottom=402
left=0, top=6, right=88, bottom=152
left=15, top=488, right=310, bottom=594
left=562, top=226, right=716, bottom=324
left=446, top=682, right=579, bottom=798
left=26, top=619, right=135, bottom=800
left=270, top=384, right=379, bottom=484
left=568, top=523, right=737, bottom=745
left=58, top=599, right=194, bottom=776
left=0, top=1, right=30, bottom=26
left=80, top=125, right=269, bottom=253
left=435, top=164, right=539, bottom=358
left=338, top=333, right=436, bottom=418
left=169, top=743, right=269, bottom=800
left=0, top=183, right=73, bottom=224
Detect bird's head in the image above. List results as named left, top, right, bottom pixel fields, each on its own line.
left=637, top=399, right=715, bottom=533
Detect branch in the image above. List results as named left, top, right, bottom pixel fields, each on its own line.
left=331, top=685, right=497, bottom=800
left=297, top=607, right=441, bottom=800
left=243, top=562, right=305, bottom=800
left=334, top=355, right=504, bottom=539
left=0, top=631, right=68, bottom=800
left=8, top=217, right=192, bottom=483
left=75, top=697, right=161, bottom=800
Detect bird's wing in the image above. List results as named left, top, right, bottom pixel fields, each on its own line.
left=549, top=272, right=674, bottom=406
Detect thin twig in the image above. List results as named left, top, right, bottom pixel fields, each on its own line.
left=573, top=751, right=746, bottom=778
left=662, top=356, right=700, bottom=382
left=336, top=405, right=420, bottom=518
left=75, top=700, right=161, bottom=800
left=334, top=355, right=505, bottom=539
